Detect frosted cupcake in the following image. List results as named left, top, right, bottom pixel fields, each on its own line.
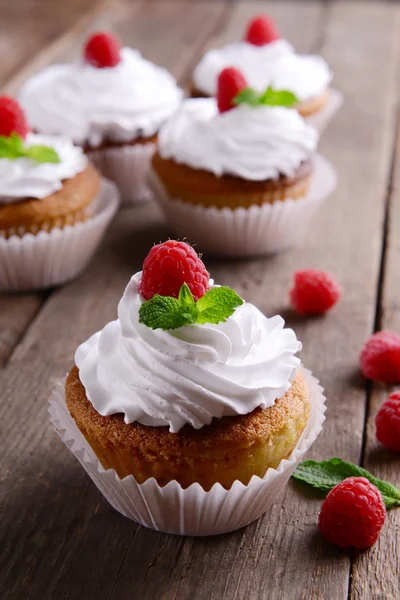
left=50, top=240, right=326, bottom=534
left=0, top=96, right=119, bottom=291
left=151, top=68, right=336, bottom=256
left=192, top=14, right=333, bottom=119
left=19, top=32, right=183, bottom=204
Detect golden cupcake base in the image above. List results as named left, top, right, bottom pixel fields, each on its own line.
left=66, top=366, right=310, bottom=491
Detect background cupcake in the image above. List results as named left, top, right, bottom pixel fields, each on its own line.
left=192, top=14, right=337, bottom=126
left=0, top=96, right=119, bottom=291
left=151, top=68, right=336, bottom=256
left=19, top=32, right=183, bottom=205
left=51, top=240, right=326, bottom=535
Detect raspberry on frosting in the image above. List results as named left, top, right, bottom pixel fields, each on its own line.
left=0, top=96, right=29, bottom=139
left=84, top=32, right=122, bottom=68
left=217, top=67, right=248, bottom=113
left=360, top=330, right=400, bottom=383
left=245, top=15, right=280, bottom=46
left=318, top=477, right=386, bottom=549
left=140, top=240, right=210, bottom=301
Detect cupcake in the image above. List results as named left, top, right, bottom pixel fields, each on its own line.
left=19, top=32, right=183, bottom=205
left=151, top=68, right=336, bottom=256
left=50, top=240, right=326, bottom=535
left=192, top=15, right=333, bottom=120
left=0, top=96, right=119, bottom=291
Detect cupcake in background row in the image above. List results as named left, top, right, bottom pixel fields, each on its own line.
left=191, top=14, right=341, bottom=131
left=19, top=32, right=183, bottom=205
left=151, top=68, right=337, bottom=256
left=50, top=240, right=326, bottom=535
left=0, top=96, right=119, bottom=292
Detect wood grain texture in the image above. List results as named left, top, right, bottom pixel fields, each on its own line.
left=0, top=1, right=399, bottom=599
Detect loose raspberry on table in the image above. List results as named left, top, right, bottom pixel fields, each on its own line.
left=0, top=96, right=29, bottom=139
left=245, top=15, right=280, bottom=46
left=319, top=477, right=386, bottom=549
left=360, top=330, right=400, bottom=383
left=375, top=392, right=400, bottom=451
left=140, top=240, right=210, bottom=301
left=84, top=32, right=121, bottom=68
left=289, top=269, right=342, bottom=315
left=217, top=67, right=248, bottom=113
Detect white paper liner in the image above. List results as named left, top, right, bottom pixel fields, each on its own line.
left=49, top=368, right=326, bottom=536
left=88, top=142, right=156, bottom=206
left=306, top=88, right=343, bottom=134
left=0, top=178, right=120, bottom=292
left=151, top=154, right=337, bottom=257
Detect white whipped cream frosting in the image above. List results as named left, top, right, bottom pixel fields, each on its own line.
left=0, top=133, right=87, bottom=203
left=19, top=48, right=183, bottom=148
left=75, top=272, right=302, bottom=433
left=193, top=40, right=332, bottom=101
left=158, top=98, right=318, bottom=180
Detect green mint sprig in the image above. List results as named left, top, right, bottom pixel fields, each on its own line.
left=139, top=283, right=244, bottom=331
left=234, top=85, right=298, bottom=109
left=0, top=133, right=60, bottom=164
left=292, top=457, right=400, bottom=510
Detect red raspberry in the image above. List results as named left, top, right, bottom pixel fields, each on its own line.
left=375, top=392, right=400, bottom=451
left=290, top=269, right=342, bottom=315
left=140, top=240, right=210, bottom=301
left=0, top=96, right=29, bottom=139
left=360, top=330, right=400, bottom=383
left=84, top=32, right=121, bottom=68
left=217, top=67, right=248, bottom=113
left=245, top=15, right=280, bottom=46
left=319, top=477, right=386, bottom=549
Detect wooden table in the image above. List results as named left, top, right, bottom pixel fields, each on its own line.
left=0, top=1, right=399, bottom=598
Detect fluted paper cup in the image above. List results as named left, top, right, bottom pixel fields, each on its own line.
left=0, top=178, right=120, bottom=292
left=306, top=88, right=343, bottom=134
left=151, top=154, right=337, bottom=257
left=88, top=143, right=156, bottom=206
left=49, top=368, right=326, bottom=536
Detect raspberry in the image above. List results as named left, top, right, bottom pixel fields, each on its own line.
left=290, top=269, right=342, bottom=315
left=140, top=240, right=210, bottom=301
left=375, top=392, right=400, bottom=451
left=84, top=32, right=121, bottom=68
left=217, top=67, right=248, bottom=113
left=245, top=15, right=280, bottom=46
left=0, top=96, right=29, bottom=139
left=319, top=477, right=386, bottom=549
left=360, top=330, right=400, bottom=383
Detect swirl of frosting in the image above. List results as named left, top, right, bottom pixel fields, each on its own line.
left=75, top=272, right=302, bottom=433
left=19, top=48, right=183, bottom=148
left=0, top=133, right=87, bottom=203
left=157, top=98, right=318, bottom=180
left=193, top=40, right=332, bottom=101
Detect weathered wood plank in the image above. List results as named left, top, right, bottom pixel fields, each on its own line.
left=351, top=12, right=400, bottom=595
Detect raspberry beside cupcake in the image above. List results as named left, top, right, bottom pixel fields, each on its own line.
left=19, top=32, right=183, bottom=204
left=191, top=14, right=332, bottom=119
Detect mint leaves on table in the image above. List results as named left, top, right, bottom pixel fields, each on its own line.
left=139, top=283, right=244, bottom=330
left=0, top=133, right=60, bottom=164
left=234, top=85, right=298, bottom=109
left=292, top=457, right=400, bottom=510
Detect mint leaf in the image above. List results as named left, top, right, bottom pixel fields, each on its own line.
left=26, top=145, right=60, bottom=164
left=292, top=458, right=400, bottom=510
left=196, top=286, right=244, bottom=324
left=260, top=86, right=298, bottom=107
left=0, top=133, right=60, bottom=164
left=139, top=294, right=197, bottom=330
left=179, top=283, right=196, bottom=307
left=234, top=88, right=260, bottom=107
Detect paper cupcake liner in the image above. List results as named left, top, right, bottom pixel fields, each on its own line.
left=306, top=88, right=343, bottom=134
left=150, top=154, right=337, bottom=257
left=88, top=143, right=156, bottom=206
left=0, top=178, right=120, bottom=292
left=49, top=368, right=326, bottom=536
